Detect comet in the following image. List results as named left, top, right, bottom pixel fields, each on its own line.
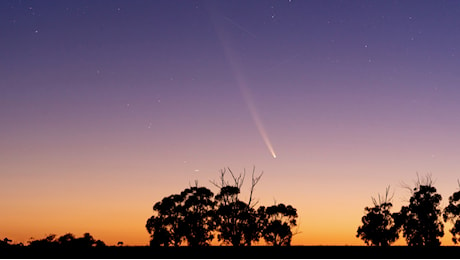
left=209, top=11, right=277, bottom=159
left=238, top=77, right=278, bottom=159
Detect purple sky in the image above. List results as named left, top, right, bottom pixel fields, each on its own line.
left=2, top=0, right=460, bottom=246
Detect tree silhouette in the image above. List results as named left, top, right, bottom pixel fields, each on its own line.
left=28, top=234, right=59, bottom=249
left=214, top=186, right=245, bottom=246
left=58, top=233, right=75, bottom=247
left=28, top=233, right=104, bottom=249
left=443, top=182, right=460, bottom=244
left=212, top=167, right=263, bottom=246
left=397, top=175, right=444, bottom=246
left=146, top=193, right=187, bottom=247
left=180, top=185, right=216, bottom=246
left=146, top=166, right=299, bottom=247
left=260, top=203, right=298, bottom=246
left=0, top=237, right=13, bottom=248
left=75, top=233, right=97, bottom=248
left=94, top=239, right=106, bottom=248
left=356, top=187, right=400, bottom=246
left=146, top=185, right=215, bottom=247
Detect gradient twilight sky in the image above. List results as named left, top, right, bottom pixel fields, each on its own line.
left=2, top=0, right=460, bottom=246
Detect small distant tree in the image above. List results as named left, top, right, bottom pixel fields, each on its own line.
left=397, top=174, right=444, bottom=246
left=28, top=234, right=59, bottom=248
left=29, top=233, right=102, bottom=249
left=260, top=203, right=298, bottom=246
left=0, top=237, right=12, bottom=248
left=356, top=186, right=400, bottom=246
left=94, top=239, right=106, bottom=247
left=443, top=181, right=460, bottom=244
left=58, top=233, right=75, bottom=247
left=75, top=233, right=96, bottom=248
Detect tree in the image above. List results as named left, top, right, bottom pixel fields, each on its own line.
left=74, top=233, right=96, bottom=248
left=212, top=167, right=263, bottom=246
left=94, top=239, right=106, bottom=248
left=146, top=193, right=187, bottom=247
left=146, top=185, right=216, bottom=247
left=180, top=185, right=216, bottom=246
left=146, top=166, right=299, bottom=247
left=58, top=233, right=75, bottom=247
left=356, top=187, right=400, bottom=246
left=260, top=203, right=298, bottom=246
left=28, top=234, right=59, bottom=249
left=29, top=233, right=103, bottom=249
left=443, top=182, right=460, bottom=244
left=397, top=175, right=444, bottom=246
left=57, top=233, right=99, bottom=248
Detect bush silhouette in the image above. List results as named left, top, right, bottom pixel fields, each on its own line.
left=27, top=233, right=105, bottom=249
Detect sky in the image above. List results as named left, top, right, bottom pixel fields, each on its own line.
left=1, top=0, right=460, bottom=246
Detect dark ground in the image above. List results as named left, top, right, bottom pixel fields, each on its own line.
left=2, top=246, right=460, bottom=259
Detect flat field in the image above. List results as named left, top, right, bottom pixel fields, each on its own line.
left=2, top=246, right=460, bottom=259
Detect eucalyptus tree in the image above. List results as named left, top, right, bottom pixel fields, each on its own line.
left=260, top=203, right=298, bottom=246
left=397, top=176, right=444, bottom=246
left=356, top=187, right=400, bottom=246
left=212, top=167, right=264, bottom=246
left=146, top=184, right=216, bottom=247
left=180, top=185, right=216, bottom=246
left=146, top=193, right=186, bottom=247
left=443, top=182, right=460, bottom=244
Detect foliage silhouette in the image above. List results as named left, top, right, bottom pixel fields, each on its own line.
left=260, top=203, right=298, bottom=246
left=146, top=192, right=186, bottom=246
left=0, top=238, right=13, bottom=248
left=443, top=182, right=460, bottom=244
left=180, top=185, right=216, bottom=246
left=28, top=234, right=59, bottom=249
left=146, top=167, right=298, bottom=247
left=146, top=184, right=216, bottom=247
left=27, top=233, right=106, bottom=249
left=356, top=187, right=400, bottom=246
left=212, top=167, right=264, bottom=246
left=396, top=175, right=444, bottom=246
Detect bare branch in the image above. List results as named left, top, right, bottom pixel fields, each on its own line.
left=371, top=186, right=394, bottom=206
left=247, top=166, right=263, bottom=208
left=209, top=168, right=228, bottom=189
left=227, top=167, right=244, bottom=189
